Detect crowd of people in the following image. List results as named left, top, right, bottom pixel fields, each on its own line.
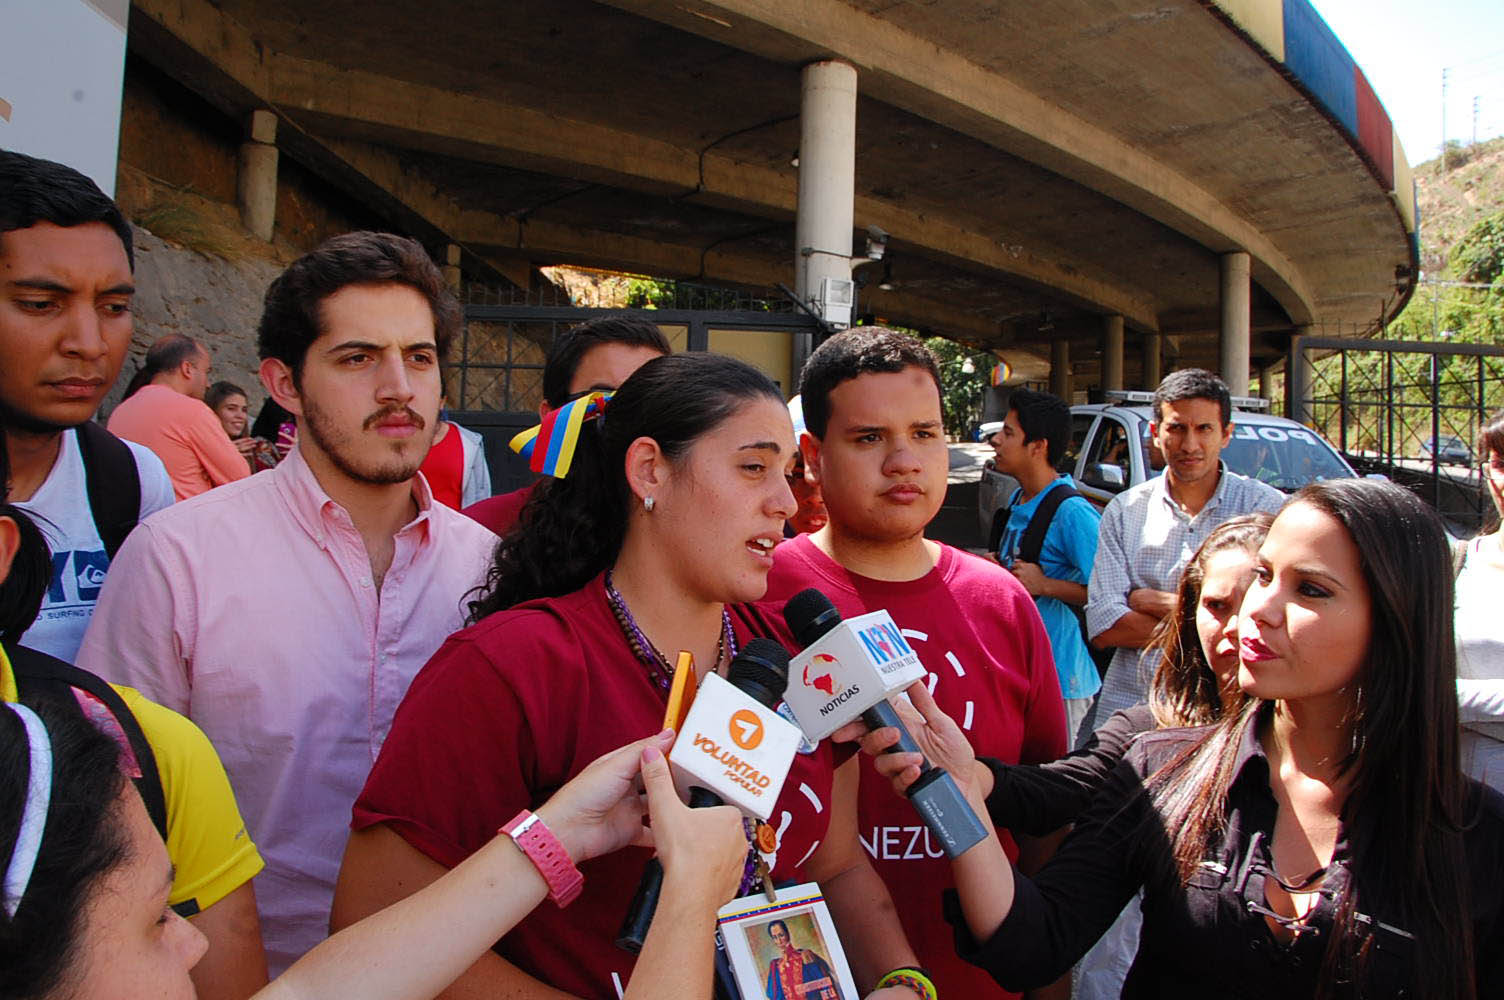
left=3, top=146, right=1503, bottom=1000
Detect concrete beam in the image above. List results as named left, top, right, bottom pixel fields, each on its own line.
left=601, top=0, right=1317, bottom=326
left=237, top=109, right=278, bottom=240
left=1050, top=340, right=1071, bottom=399
left=795, top=61, right=856, bottom=308
left=1101, top=314, right=1124, bottom=392
left=1143, top=332, right=1164, bottom=390
left=128, top=0, right=1162, bottom=333
left=442, top=243, right=462, bottom=291
left=1219, top=251, right=1251, bottom=395
left=1286, top=327, right=1313, bottom=426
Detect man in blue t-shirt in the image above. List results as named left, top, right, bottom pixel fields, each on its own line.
left=990, top=388, right=1102, bottom=743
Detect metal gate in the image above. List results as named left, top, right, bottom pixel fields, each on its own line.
left=1288, top=335, right=1504, bottom=534
left=446, top=284, right=824, bottom=493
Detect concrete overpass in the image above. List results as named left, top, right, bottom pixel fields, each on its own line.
left=123, top=0, right=1417, bottom=396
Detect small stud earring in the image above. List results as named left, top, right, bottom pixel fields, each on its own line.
left=643, top=496, right=655, bottom=512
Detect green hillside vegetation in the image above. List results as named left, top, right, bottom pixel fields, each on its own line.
left=1301, top=137, right=1504, bottom=457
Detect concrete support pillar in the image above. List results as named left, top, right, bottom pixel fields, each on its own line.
left=442, top=244, right=462, bottom=292
left=1049, top=340, right=1071, bottom=400
left=1100, top=314, right=1124, bottom=393
left=1142, top=332, right=1163, bottom=389
left=1219, top=251, right=1251, bottom=396
left=1258, top=363, right=1275, bottom=403
left=794, top=61, right=857, bottom=308
left=1286, top=327, right=1313, bottom=426
left=237, top=110, right=278, bottom=241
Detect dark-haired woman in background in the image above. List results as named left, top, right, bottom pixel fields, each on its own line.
left=206, top=381, right=280, bottom=473
left=248, top=396, right=297, bottom=462
left=333, top=353, right=926, bottom=1000
left=862, top=479, right=1504, bottom=997
left=1456, top=408, right=1504, bottom=793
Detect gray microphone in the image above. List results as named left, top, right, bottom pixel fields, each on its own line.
left=782, top=588, right=987, bottom=858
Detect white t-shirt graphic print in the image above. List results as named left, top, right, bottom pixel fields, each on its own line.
left=14, top=427, right=174, bottom=662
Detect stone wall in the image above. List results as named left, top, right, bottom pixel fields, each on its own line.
left=104, top=223, right=285, bottom=419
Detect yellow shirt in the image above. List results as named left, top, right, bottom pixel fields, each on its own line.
left=1, top=647, right=264, bottom=912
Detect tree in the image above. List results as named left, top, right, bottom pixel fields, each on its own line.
left=922, top=336, right=996, bottom=439
left=1452, top=211, right=1504, bottom=287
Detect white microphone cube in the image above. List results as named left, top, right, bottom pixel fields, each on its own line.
left=783, top=610, right=926, bottom=741
left=668, top=673, right=802, bottom=819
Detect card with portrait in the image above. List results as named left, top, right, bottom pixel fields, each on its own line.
left=716, top=883, right=858, bottom=1000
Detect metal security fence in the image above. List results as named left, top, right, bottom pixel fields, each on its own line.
left=446, top=283, right=822, bottom=493
left=1290, top=336, right=1504, bottom=534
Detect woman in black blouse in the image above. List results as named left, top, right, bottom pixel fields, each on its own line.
left=860, top=479, right=1503, bottom=998
left=965, top=513, right=1274, bottom=837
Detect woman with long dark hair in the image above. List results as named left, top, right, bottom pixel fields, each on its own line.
left=858, top=513, right=1271, bottom=999
left=859, top=479, right=1503, bottom=997
left=1456, top=408, right=1504, bottom=792
left=923, top=513, right=1275, bottom=840
left=205, top=381, right=280, bottom=473
left=334, top=353, right=924, bottom=1000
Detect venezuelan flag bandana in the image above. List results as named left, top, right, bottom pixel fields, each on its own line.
left=508, top=391, right=611, bottom=477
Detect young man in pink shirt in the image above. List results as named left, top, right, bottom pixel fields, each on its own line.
left=760, top=328, right=1068, bottom=999
left=108, top=334, right=252, bottom=499
left=79, top=231, right=498, bottom=973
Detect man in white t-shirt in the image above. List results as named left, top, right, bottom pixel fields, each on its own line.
left=0, top=150, right=174, bottom=662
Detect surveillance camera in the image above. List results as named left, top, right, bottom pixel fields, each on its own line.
left=866, top=224, right=889, bottom=241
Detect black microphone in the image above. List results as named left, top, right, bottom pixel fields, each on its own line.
left=782, top=588, right=987, bottom=858
left=616, top=638, right=791, bottom=954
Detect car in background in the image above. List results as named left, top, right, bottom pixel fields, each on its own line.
left=1419, top=434, right=1472, bottom=466
left=978, top=392, right=1359, bottom=544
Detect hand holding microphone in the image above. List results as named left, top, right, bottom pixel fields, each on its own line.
left=832, top=679, right=989, bottom=807
left=781, top=589, right=988, bottom=858
left=636, top=744, right=747, bottom=913
left=617, top=638, right=802, bottom=953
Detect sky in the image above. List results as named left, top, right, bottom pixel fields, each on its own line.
left=1310, top=0, right=1504, bottom=163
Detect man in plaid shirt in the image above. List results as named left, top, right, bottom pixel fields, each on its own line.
left=1083, top=369, right=1285, bottom=737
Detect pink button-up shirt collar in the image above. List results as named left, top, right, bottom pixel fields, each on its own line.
left=79, top=443, right=499, bottom=972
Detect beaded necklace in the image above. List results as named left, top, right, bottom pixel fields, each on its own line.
left=604, top=570, right=737, bottom=689
left=603, top=570, right=758, bottom=893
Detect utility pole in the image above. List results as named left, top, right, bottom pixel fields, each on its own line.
left=1474, top=96, right=1481, bottom=146
left=1441, top=67, right=1448, bottom=171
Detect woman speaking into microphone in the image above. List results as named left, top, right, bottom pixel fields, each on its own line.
left=850, top=479, right=1504, bottom=997
left=333, top=353, right=927, bottom=1000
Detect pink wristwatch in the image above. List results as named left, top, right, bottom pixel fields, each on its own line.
left=501, top=810, right=584, bottom=907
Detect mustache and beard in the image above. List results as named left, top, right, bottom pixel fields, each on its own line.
left=300, top=399, right=434, bottom=486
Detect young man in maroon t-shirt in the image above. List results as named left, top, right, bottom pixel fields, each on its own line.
left=761, top=328, right=1068, bottom=999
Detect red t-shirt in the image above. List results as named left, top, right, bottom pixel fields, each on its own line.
left=462, top=483, right=534, bottom=535
left=760, top=536, right=1067, bottom=998
left=353, top=574, right=842, bottom=999
left=418, top=423, right=465, bottom=510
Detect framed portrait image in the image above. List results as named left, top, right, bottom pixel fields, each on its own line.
left=716, top=883, right=859, bottom=1000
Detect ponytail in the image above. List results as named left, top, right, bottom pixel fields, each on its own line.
left=467, top=353, right=783, bottom=620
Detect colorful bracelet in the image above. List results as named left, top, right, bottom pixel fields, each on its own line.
left=877, top=966, right=938, bottom=1000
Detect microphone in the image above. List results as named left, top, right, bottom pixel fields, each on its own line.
left=617, top=638, right=799, bottom=953
left=781, top=589, right=987, bottom=859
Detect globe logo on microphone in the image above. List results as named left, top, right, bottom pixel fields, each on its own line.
left=802, top=653, right=839, bottom=696
left=729, top=708, right=765, bottom=751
